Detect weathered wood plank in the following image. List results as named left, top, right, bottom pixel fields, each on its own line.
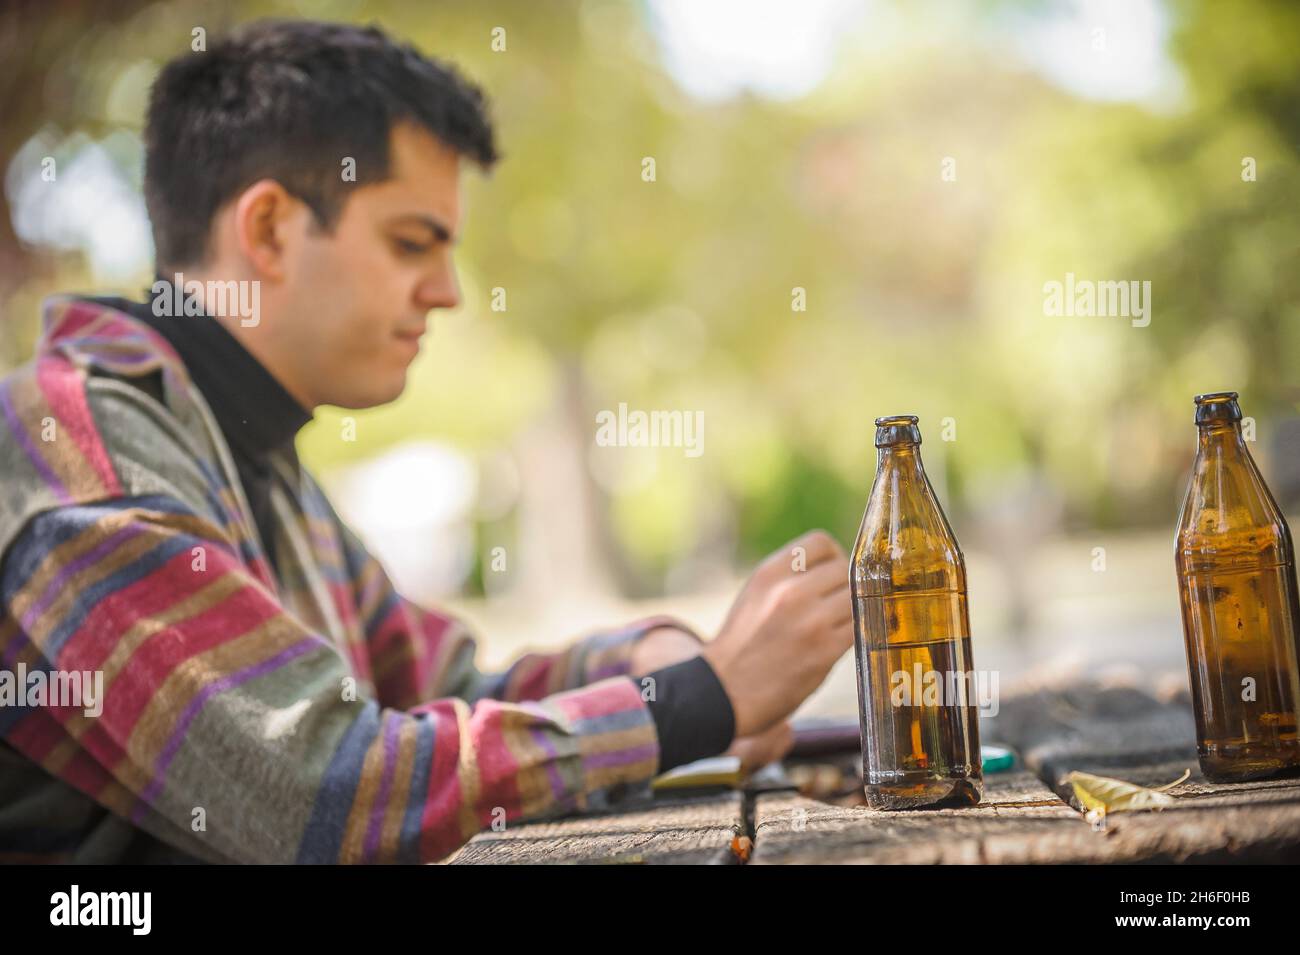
left=753, top=769, right=1300, bottom=864
left=1059, top=785, right=1300, bottom=862
left=982, top=679, right=1300, bottom=861
left=1042, top=754, right=1300, bottom=863
left=982, top=680, right=1201, bottom=785
left=454, top=681, right=1300, bottom=864
left=448, top=792, right=746, bottom=865
left=755, top=680, right=1300, bottom=863
left=751, top=769, right=1083, bottom=864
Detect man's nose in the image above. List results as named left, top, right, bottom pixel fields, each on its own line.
left=414, top=265, right=460, bottom=311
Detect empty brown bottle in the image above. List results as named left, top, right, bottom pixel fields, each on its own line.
left=851, top=415, right=982, bottom=809
left=1175, top=392, right=1300, bottom=781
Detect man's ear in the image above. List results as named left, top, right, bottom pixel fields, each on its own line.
left=232, top=179, right=300, bottom=280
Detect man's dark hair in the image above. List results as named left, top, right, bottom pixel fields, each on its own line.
left=144, top=19, right=498, bottom=268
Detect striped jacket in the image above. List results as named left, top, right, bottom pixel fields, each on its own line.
left=0, top=296, right=676, bottom=863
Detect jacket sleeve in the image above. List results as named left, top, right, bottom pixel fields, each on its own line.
left=0, top=495, right=662, bottom=863
left=335, top=512, right=704, bottom=711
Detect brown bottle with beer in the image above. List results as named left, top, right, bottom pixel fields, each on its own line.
left=1175, top=392, right=1300, bottom=781
left=851, top=415, right=982, bottom=809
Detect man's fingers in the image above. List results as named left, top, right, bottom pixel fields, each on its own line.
left=829, top=616, right=854, bottom=650
left=782, top=529, right=843, bottom=570
left=789, top=553, right=848, bottom=598
left=811, top=586, right=855, bottom=647
left=727, top=720, right=795, bottom=773
left=764, top=720, right=795, bottom=762
left=822, top=592, right=854, bottom=630
left=817, top=563, right=851, bottom=599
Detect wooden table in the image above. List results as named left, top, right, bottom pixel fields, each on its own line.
left=448, top=680, right=1300, bottom=864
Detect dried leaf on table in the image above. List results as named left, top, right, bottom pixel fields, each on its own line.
left=1067, top=768, right=1190, bottom=821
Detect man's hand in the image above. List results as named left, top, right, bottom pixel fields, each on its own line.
left=703, top=530, right=853, bottom=738
left=725, top=719, right=794, bottom=774
left=628, top=626, right=704, bottom=677
left=628, top=625, right=797, bottom=774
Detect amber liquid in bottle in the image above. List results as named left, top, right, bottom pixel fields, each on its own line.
left=1175, top=392, right=1300, bottom=782
left=851, top=415, right=982, bottom=809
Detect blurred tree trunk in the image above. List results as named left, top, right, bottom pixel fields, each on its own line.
left=0, top=0, right=152, bottom=362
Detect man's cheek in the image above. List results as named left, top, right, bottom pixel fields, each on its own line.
left=353, top=321, right=396, bottom=367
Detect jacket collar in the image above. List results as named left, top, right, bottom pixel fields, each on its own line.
left=40, top=293, right=312, bottom=459
left=40, top=294, right=193, bottom=387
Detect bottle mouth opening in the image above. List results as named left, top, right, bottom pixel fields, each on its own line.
left=1194, top=391, right=1239, bottom=405
left=1193, top=391, right=1241, bottom=425
left=874, top=414, right=922, bottom=448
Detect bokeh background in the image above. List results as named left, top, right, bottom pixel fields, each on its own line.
left=3, top=0, right=1298, bottom=715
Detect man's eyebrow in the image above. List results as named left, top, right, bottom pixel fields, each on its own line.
left=390, top=214, right=458, bottom=244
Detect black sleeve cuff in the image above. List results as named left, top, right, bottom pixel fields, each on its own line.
left=633, top=654, right=736, bottom=773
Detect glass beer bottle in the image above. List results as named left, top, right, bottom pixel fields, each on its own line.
left=851, top=415, right=982, bottom=809
left=1175, top=392, right=1300, bottom=781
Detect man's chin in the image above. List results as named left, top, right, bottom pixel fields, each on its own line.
left=330, top=374, right=409, bottom=411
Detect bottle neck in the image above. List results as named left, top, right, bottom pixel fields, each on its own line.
left=1179, top=414, right=1290, bottom=564
left=877, top=442, right=925, bottom=473
left=875, top=444, right=935, bottom=510
left=1195, top=420, right=1247, bottom=457
left=859, top=437, right=963, bottom=589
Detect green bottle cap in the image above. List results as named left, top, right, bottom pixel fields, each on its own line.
left=981, top=744, right=1015, bottom=773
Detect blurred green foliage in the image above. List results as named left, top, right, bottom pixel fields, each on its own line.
left=2, top=0, right=1298, bottom=589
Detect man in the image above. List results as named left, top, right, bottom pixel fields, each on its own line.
left=0, top=20, right=852, bottom=863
